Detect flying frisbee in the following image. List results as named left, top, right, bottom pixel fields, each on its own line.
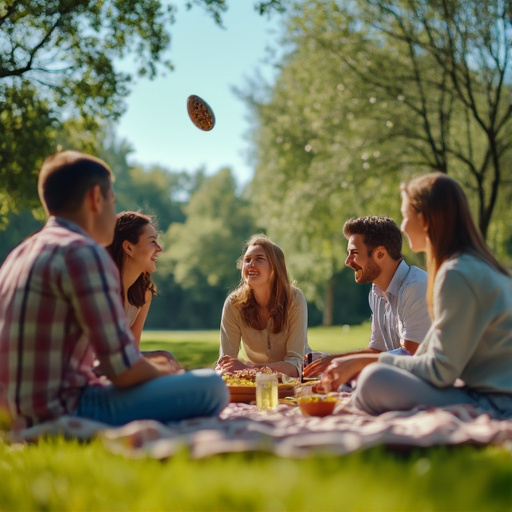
left=187, top=95, right=215, bottom=131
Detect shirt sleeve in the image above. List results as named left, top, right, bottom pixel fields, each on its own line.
left=63, top=244, right=140, bottom=378
left=379, top=265, right=487, bottom=387
left=283, top=288, right=308, bottom=372
left=219, top=297, right=242, bottom=358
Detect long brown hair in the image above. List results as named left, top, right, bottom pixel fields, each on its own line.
left=401, top=172, right=509, bottom=310
left=230, top=234, right=293, bottom=333
left=106, top=211, right=157, bottom=308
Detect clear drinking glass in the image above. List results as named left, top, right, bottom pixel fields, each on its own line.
left=255, top=373, right=278, bottom=411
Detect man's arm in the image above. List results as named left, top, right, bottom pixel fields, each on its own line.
left=303, top=347, right=380, bottom=377
left=109, top=356, right=176, bottom=388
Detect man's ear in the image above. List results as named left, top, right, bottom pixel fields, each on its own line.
left=86, top=185, right=103, bottom=213
left=375, top=246, right=387, bottom=260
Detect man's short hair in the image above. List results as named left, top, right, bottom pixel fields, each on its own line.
left=343, top=216, right=403, bottom=260
left=38, top=150, right=113, bottom=215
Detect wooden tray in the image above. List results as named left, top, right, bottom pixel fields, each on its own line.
left=228, top=384, right=295, bottom=403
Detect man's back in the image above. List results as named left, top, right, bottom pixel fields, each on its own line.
left=0, top=216, right=136, bottom=428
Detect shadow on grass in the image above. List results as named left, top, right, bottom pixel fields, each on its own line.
left=141, top=340, right=219, bottom=369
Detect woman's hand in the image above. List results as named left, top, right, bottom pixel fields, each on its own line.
left=215, top=355, right=253, bottom=374
left=320, top=354, right=379, bottom=392
left=303, top=354, right=338, bottom=377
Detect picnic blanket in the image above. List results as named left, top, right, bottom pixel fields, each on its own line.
left=7, top=396, right=512, bottom=459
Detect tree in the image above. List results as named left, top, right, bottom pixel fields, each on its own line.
left=155, top=167, right=256, bottom=328
left=287, top=0, right=512, bottom=240
left=245, top=0, right=512, bottom=323
left=95, top=126, right=204, bottom=228
left=0, top=0, right=286, bottom=223
left=243, top=3, right=408, bottom=324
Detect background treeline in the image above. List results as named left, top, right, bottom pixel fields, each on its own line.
left=1, top=0, right=511, bottom=329
left=0, top=130, right=372, bottom=329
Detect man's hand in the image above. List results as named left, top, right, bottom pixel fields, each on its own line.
left=320, top=354, right=379, bottom=392
left=215, top=355, right=253, bottom=374
left=142, top=350, right=184, bottom=374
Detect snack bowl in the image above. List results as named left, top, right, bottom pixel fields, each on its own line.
left=297, top=394, right=338, bottom=417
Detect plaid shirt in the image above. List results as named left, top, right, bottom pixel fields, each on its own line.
left=0, top=217, right=140, bottom=428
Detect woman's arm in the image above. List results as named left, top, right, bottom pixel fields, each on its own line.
left=215, top=355, right=299, bottom=377
left=380, top=264, right=485, bottom=386
left=282, top=288, right=308, bottom=375
left=320, top=354, right=379, bottom=391
left=129, top=290, right=153, bottom=346
left=219, top=298, right=242, bottom=358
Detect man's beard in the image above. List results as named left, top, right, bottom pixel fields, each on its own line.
left=356, top=257, right=381, bottom=284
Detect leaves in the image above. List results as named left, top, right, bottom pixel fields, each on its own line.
left=0, top=0, right=284, bottom=222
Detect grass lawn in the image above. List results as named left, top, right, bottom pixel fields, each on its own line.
left=1, top=325, right=511, bottom=512
left=140, top=323, right=372, bottom=369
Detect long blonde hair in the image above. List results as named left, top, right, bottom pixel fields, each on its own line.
left=230, top=234, right=293, bottom=333
left=401, top=172, right=509, bottom=311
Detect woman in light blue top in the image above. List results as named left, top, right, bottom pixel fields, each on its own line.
left=322, top=172, right=512, bottom=418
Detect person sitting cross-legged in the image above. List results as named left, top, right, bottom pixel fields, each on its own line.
left=322, top=173, right=512, bottom=419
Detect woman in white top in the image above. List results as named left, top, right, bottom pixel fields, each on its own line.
left=107, top=211, right=163, bottom=346
left=107, top=211, right=182, bottom=371
left=216, top=234, right=308, bottom=378
left=322, top=173, right=512, bottom=419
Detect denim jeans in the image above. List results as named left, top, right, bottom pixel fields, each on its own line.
left=73, top=369, right=229, bottom=426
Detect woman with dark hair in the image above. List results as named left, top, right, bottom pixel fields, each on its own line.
left=216, top=233, right=309, bottom=378
left=322, top=173, right=512, bottom=418
left=106, top=211, right=162, bottom=347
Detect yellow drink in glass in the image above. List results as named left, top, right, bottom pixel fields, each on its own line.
left=256, top=373, right=278, bottom=411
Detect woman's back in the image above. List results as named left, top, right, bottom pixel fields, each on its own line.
left=425, top=252, right=512, bottom=391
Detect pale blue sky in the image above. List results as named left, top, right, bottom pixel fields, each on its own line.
left=116, top=2, right=284, bottom=187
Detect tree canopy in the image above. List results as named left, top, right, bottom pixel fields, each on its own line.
left=284, top=0, right=512, bottom=239
left=0, top=0, right=286, bottom=225
left=243, top=0, right=512, bottom=320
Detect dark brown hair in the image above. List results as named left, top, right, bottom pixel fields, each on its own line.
left=38, top=150, right=112, bottom=214
left=106, top=211, right=157, bottom=308
left=343, top=216, right=403, bottom=260
left=230, top=233, right=292, bottom=333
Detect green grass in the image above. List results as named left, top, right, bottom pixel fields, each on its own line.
left=140, top=323, right=372, bottom=369
left=1, top=439, right=511, bottom=511
left=1, top=325, right=511, bottom=512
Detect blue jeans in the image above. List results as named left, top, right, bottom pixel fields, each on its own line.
left=73, top=369, right=229, bottom=426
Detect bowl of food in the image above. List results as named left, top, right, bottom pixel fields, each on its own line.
left=221, top=368, right=298, bottom=403
left=297, top=394, right=338, bottom=417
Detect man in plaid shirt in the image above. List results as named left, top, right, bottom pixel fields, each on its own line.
left=0, top=151, right=228, bottom=430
